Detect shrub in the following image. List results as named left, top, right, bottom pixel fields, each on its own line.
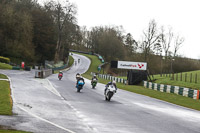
left=0, top=56, right=10, bottom=63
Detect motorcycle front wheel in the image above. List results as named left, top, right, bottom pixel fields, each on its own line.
left=105, top=95, right=108, bottom=100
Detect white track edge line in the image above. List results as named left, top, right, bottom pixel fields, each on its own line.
left=7, top=75, right=76, bottom=133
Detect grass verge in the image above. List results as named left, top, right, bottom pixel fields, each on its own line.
left=73, top=52, right=102, bottom=79
left=0, top=80, right=12, bottom=115
left=76, top=53, right=200, bottom=111
left=0, top=129, right=29, bottom=133
left=0, top=63, right=12, bottom=70
left=68, top=55, right=74, bottom=68
left=0, top=74, right=8, bottom=79
left=153, top=72, right=200, bottom=90
left=0, top=74, right=30, bottom=132
left=54, top=55, right=74, bottom=73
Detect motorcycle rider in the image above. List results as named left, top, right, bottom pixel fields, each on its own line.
left=91, top=74, right=98, bottom=84
left=104, top=80, right=117, bottom=95
left=58, top=71, right=63, bottom=77
left=76, top=76, right=85, bottom=87
left=76, top=73, right=81, bottom=80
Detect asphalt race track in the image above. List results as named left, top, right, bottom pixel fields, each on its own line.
left=0, top=53, right=200, bottom=133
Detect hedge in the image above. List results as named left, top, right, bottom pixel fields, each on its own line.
left=0, top=56, right=10, bottom=63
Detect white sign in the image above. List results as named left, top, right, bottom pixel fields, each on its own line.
left=117, top=61, right=147, bottom=70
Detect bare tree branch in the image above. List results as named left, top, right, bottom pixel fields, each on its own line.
left=173, top=35, right=184, bottom=57
left=142, top=19, right=160, bottom=61
left=160, top=26, right=173, bottom=57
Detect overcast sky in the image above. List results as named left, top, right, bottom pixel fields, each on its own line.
left=38, top=0, right=200, bottom=59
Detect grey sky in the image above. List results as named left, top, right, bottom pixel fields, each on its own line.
left=38, top=0, right=200, bottom=59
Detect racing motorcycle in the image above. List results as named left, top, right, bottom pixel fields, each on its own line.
left=91, top=79, right=97, bottom=89
left=105, top=84, right=116, bottom=101
left=76, top=80, right=85, bottom=92
left=58, top=73, right=63, bottom=80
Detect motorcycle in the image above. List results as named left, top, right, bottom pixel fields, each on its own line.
left=58, top=73, right=63, bottom=80
left=91, top=79, right=97, bottom=89
left=76, top=80, right=85, bottom=92
left=105, top=84, right=116, bottom=101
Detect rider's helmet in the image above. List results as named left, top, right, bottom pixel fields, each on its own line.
left=94, top=74, right=96, bottom=78
left=59, top=71, right=62, bottom=73
left=112, top=80, right=116, bottom=85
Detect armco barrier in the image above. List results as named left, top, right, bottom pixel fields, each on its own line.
left=91, top=72, right=127, bottom=84
left=143, top=81, right=200, bottom=100
left=12, top=66, right=20, bottom=70
left=52, top=64, right=68, bottom=71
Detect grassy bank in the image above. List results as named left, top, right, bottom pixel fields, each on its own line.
left=0, top=74, right=30, bottom=132
left=0, top=80, right=12, bottom=115
left=76, top=53, right=200, bottom=111
left=153, top=71, right=200, bottom=90
left=73, top=52, right=102, bottom=79
left=0, top=74, right=8, bottom=79
left=68, top=55, right=74, bottom=68
left=54, top=55, right=74, bottom=73
left=0, top=63, right=12, bottom=70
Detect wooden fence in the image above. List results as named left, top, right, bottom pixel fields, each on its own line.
left=160, top=72, right=200, bottom=83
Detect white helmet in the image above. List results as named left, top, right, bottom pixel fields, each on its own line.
left=112, top=80, right=116, bottom=84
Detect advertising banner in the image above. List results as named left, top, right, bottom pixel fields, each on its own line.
left=117, top=61, right=147, bottom=70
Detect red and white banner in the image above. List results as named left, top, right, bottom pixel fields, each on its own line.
left=117, top=61, right=147, bottom=70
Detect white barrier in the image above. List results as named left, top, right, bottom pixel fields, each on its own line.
left=35, top=69, right=52, bottom=78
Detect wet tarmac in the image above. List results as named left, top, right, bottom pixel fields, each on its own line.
left=0, top=53, right=200, bottom=133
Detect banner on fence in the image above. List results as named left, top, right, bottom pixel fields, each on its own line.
left=117, top=61, right=147, bottom=70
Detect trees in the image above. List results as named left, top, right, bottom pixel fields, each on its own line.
left=0, top=0, right=79, bottom=64
left=44, top=0, right=77, bottom=63
left=160, top=26, right=173, bottom=58
left=141, top=19, right=160, bottom=61
left=125, top=33, right=138, bottom=55
left=81, top=26, right=126, bottom=62
left=1, top=0, right=192, bottom=73
left=173, top=35, right=184, bottom=57
left=97, top=27, right=126, bottom=61
left=0, top=1, right=35, bottom=62
left=31, top=8, right=56, bottom=63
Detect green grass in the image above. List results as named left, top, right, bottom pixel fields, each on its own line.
left=0, top=75, right=30, bottom=132
left=0, top=129, right=29, bottom=133
left=117, top=76, right=127, bottom=80
left=0, top=74, right=8, bottom=79
left=0, top=80, right=12, bottom=115
left=68, top=55, right=74, bottom=68
left=73, top=52, right=102, bottom=79
left=153, top=70, right=200, bottom=90
left=100, top=78, right=200, bottom=111
left=54, top=55, right=74, bottom=73
left=74, top=52, right=200, bottom=111
left=0, top=63, right=12, bottom=70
